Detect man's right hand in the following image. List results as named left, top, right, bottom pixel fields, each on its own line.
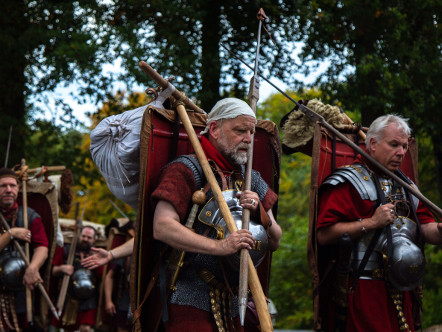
left=369, top=203, right=396, bottom=228
left=10, top=227, right=31, bottom=242
left=81, top=247, right=111, bottom=270
left=218, top=229, right=255, bottom=255
left=105, top=300, right=117, bottom=315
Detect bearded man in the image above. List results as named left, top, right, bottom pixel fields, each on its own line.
left=151, top=97, right=282, bottom=331
left=51, top=226, right=103, bottom=332
left=0, top=167, right=48, bottom=329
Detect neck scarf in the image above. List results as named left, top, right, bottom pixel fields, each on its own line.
left=200, top=136, right=235, bottom=172
left=0, top=201, right=18, bottom=227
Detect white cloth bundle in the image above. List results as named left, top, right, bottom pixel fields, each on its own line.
left=89, top=105, right=147, bottom=209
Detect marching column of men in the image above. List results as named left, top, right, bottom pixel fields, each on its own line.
left=1, top=108, right=441, bottom=332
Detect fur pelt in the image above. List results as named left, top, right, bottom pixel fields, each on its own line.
left=281, top=99, right=346, bottom=150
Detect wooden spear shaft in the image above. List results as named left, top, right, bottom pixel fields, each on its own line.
left=20, top=159, right=33, bottom=326
left=56, top=202, right=81, bottom=316
left=239, top=8, right=267, bottom=326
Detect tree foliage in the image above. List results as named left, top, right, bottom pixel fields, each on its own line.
left=0, top=0, right=115, bottom=167
left=295, top=0, right=442, bottom=203
left=108, top=0, right=302, bottom=109
left=0, top=0, right=303, bottom=169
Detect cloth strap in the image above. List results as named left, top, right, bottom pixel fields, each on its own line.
left=351, top=172, right=387, bottom=290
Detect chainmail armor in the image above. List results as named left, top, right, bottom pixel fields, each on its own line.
left=167, top=155, right=270, bottom=314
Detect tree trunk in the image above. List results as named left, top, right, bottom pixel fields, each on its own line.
left=199, top=3, right=221, bottom=111
left=0, top=1, right=27, bottom=167
left=430, top=134, right=442, bottom=207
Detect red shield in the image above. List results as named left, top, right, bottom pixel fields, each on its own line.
left=303, top=123, right=418, bottom=330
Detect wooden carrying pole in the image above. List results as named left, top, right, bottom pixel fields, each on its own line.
left=56, top=202, right=81, bottom=316
left=138, top=61, right=205, bottom=114
left=138, top=61, right=273, bottom=331
left=239, top=7, right=267, bottom=325
left=19, top=159, right=33, bottom=325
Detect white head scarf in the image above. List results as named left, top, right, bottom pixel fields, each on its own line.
left=200, top=98, right=256, bottom=135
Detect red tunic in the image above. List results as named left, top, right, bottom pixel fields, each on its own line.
left=29, top=216, right=49, bottom=248
left=317, top=165, right=434, bottom=332
left=150, top=137, right=277, bottom=332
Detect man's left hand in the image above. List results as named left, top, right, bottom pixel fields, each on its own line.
left=23, top=264, right=43, bottom=290
left=236, top=190, right=259, bottom=212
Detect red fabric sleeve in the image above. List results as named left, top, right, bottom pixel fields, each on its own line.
left=52, top=245, right=65, bottom=265
left=30, top=217, right=49, bottom=248
left=261, top=188, right=278, bottom=211
left=416, top=200, right=435, bottom=225
left=318, top=181, right=435, bottom=229
left=151, top=163, right=197, bottom=223
left=317, top=182, right=376, bottom=229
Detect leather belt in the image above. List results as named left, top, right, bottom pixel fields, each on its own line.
left=359, top=269, right=384, bottom=280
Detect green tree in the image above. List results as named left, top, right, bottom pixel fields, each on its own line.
left=295, top=0, right=442, bottom=203
left=0, top=1, right=113, bottom=167
left=0, top=1, right=302, bottom=170
left=106, top=0, right=301, bottom=110
left=261, top=90, right=322, bottom=329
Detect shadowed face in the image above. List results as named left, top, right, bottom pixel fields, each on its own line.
left=210, top=115, right=256, bottom=166
left=78, top=227, right=96, bottom=252
left=0, top=177, right=18, bottom=209
left=369, top=123, right=409, bottom=172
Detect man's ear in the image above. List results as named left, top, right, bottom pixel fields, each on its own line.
left=369, top=137, right=377, bottom=153
left=208, top=121, right=221, bottom=140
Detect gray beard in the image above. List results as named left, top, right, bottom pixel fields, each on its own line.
left=219, top=139, right=249, bottom=166
left=228, top=150, right=248, bottom=165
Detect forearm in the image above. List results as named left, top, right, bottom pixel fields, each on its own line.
left=104, top=272, right=114, bottom=303
left=29, top=246, right=48, bottom=269
left=421, top=222, right=442, bottom=245
left=154, top=201, right=221, bottom=255
left=317, top=218, right=375, bottom=245
left=266, top=210, right=281, bottom=252
left=0, top=232, right=11, bottom=251
left=110, top=238, right=134, bottom=260
left=52, top=265, right=63, bottom=276
left=155, top=217, right=220, bottom=254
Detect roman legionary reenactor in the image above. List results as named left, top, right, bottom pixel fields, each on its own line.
left=0, top=167, right=49, bottom=330
left=280, top=101, right=442, bottom=331
left=88, top=58, right=283, bottom=331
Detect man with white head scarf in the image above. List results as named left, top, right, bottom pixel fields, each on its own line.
left=151, top=97, right=282, bottom=331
